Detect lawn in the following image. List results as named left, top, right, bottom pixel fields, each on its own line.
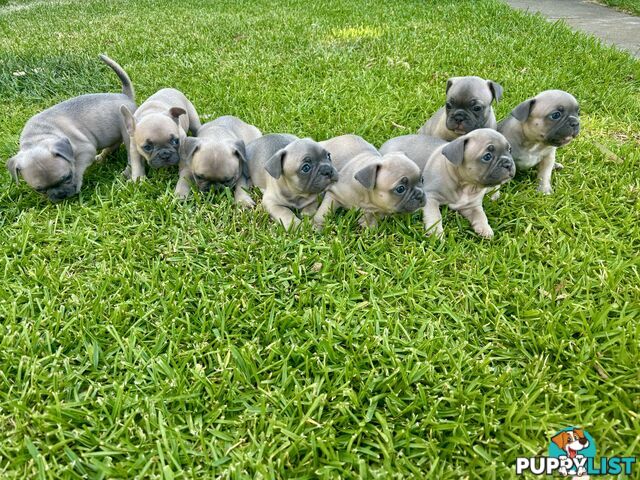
left=1, top=0, right=639, bottom=478
left=599, top=0, right=640, bottom=16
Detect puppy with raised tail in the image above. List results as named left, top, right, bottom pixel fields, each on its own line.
left=418, top=76, right=503, bottom=141
left=245, top=134, right=338, bottom=230
left=313, top=134, right=426, bottom=229
left=176, top=115, right=261, bottom=204
left=382, top=129, right=515, bottom=238
left=120, top=88, right=201, bottom=181
left=6, top=54, right=136, bottom=202
left=498, top=90, right=580, bottom=194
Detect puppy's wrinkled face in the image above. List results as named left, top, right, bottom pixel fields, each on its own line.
left=453, top=129, right=515, bottom=187
left=372, top=153, right=426, bottom=213
left=521, top=90, right=580, bottom=147
left=134, top=115, right=183, bottom=168
left=278, top=139, right=338, bottom=194
left=191, top=142, right=243, bottom=192
left=8, top=142, right=78, bottom=202
left=444, top=76, right=501, bottom=135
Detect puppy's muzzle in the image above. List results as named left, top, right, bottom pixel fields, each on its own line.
left=150, top=148, right=180, bottom=168
left=446, top=111, right=473, bottom=133
left=398, top=187, right=426, bottom=212
left=319, top=164, right=338, bottom=181
left=47, top=185, right=77, bottom=202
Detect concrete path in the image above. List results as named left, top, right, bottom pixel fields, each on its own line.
left=503, top=0, right=640, bottom=58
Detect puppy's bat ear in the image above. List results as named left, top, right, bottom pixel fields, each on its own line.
left=354, top=163, right=380, bottom=190
left=511, top=99, right=536, bottom=122
left=51, top=137, right=74, bottom=162
left=182, top=137, right=200, bottom=160
left=233, top=141, right=250, bottom=178
left=445, top=77, right=459, bottom=95
left=441, top=137, right=466, bottom=166
left=120, top=105, right=136, bottom=136
left=551, top=431, right=569, bottom=450
left=487, top=80, right=503, bottom=103
left=169, top=107, right=187, bottom=126
left=6, top=155, right=21, bottom=184
left=264, top=148, right=285, bottom=179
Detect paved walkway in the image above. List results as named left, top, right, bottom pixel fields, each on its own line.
left=503, top=0, right=640, bottom=58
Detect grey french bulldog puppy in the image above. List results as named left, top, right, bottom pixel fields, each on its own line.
left=6, top=54, right=136, bottom=202
left=120, top=88, right=201, bottom=181
left=245, top=133, right=338, bottom=230
left=176, top=115, right=261, bottom=204
left=498, top=90, right=580, bottom=195
left=313, top=134, right=426, bottom=229
left=389, top=129, right=515, bottom=238
left=418, top=76, right=503, bottom=141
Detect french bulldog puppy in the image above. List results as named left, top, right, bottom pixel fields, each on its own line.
left=176, top=115, right=261, bottom=204
left=6, top=54, right=136, bottom=201
left=406, top=128, right=515, bottom=238
left=498, top=90, right=580, bottom=194
left=313, top=134, right=426, bottom=229
left=245, top=134, right=338, bottom=229
left=120, top=88, right=201, bottom=181
left=418, top=76, right=503, bottom=141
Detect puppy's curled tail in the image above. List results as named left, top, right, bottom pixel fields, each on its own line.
left=99, top=54, right=135, bottom=101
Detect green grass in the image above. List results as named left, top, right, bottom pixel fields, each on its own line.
left=598, top=0, right=640, bottom=16
left=1, top=0, right=639, bottom=478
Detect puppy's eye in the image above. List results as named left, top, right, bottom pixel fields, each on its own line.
left=550, top=111, right=562, bottom=120
left=327, top=152, right=332, bottom=162
left=61, top=173, right=72, bottom=183
left=482, top=153, right=492, bottom=162
left=394, top=185, right=406, bottom=194
left=143, top=144, right=153, bottom=153
left=445, top=102, right=452, bottom=110
left=300, top=163, right=312, bottom=174
left=473, top=105, right=483, bottom=112
left=420, top=176, right=424, bottom=184
left=170, top=138, right=180, bottom=147
left=35, top=186, right=46, bottom=193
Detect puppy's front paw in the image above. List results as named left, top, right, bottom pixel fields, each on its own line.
left=424, top=224, right=444, bottom=239
left=474, top=224, right=494, bottom=239
left=282, top=217, right=301, bottom=231
left=553, top=162, right=564, bottom=171
left=490, top=189, right=501, bottom=201
left=130, top=174, right=147, bottom=183
left=235, top=193, right=256, bottom=209
left=358, top=214, right=378, bottom=228
left=121, top=165, right=132, bottom=179
left=537, top=184, right=553, bottom=195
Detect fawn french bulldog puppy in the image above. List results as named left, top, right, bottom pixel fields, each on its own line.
left=245, top=134, right=338, bottom=230
left=418, top=76, right=503, bottom=141
left=120, top=88, right=201, bottom=181
left=176, top=115, right=261, bottom=204
left=313, top=134, right=425, bottom=229
left=6, top=54, right=136, bottom=201
left=383, top=129, right=515, bottom=238
left=498, top=90, right=580, bottom=194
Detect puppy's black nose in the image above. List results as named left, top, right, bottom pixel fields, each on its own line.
left=414, top=188, right=425, bottom=201
left=569, top=117, right=579, bottom=128
left=500, top=156, right=513, bottom=168
left=579, top=437, right=588, bottom=446
left=453, top=112, right=465, bottom=122
left=320, top=165, right=337, bottom=179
